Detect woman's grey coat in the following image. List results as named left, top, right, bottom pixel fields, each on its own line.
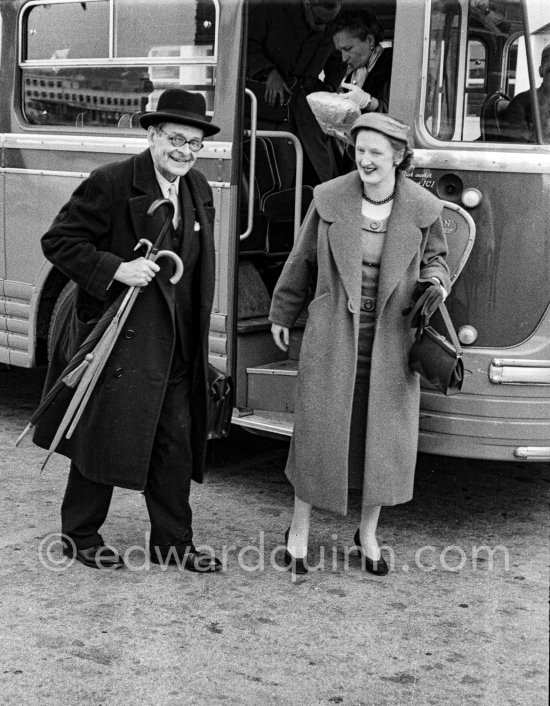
left=269, top=171, right=451, bottom=516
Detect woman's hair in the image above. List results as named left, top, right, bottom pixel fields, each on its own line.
left=331, top=10, right=384, bottom=46
left=388, top=137, right=414, bottom=172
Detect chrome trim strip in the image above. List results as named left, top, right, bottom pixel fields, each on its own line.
left=1, top=168, right=89, bottom=178
left=514, top=447, right=550, bottom=460
left=246, top=366, right=297, bottom=377
left=22, top=57, right=218, bottom=68
left=1, top=134, right=232, bottom=158
left=413, top=148, right=550, bottom=173
left=489, top=359, right=550, bottom=385
left=0, top=167, right=230, bottom=189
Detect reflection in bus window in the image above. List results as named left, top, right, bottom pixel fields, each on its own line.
left=22, top=67, right=153, bottom=128
left=21, top=0, right=218, bottom=129
left=424, top=0, right=550, bottom=144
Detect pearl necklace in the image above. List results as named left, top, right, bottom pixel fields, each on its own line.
left=362, top=190, right=395, bottom=205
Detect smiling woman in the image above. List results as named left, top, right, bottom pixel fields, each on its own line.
left=269, top=111, right=450, bottom=576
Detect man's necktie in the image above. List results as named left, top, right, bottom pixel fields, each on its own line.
left=168, top=183, right=180, bottom=229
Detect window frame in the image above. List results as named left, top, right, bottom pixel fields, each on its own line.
left=419, top=0, right=550, bottom=148
left=19, top=0, right=220, bottom=68
left=17, top=0, right=220, bottom=130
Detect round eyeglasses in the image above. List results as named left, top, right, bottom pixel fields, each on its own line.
left=157, top=127, right=203, bottom=152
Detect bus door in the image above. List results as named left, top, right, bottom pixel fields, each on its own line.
left=0, top=0, right=242, bottom=373
left=232, top=0, right=398, bottom=436
left=391, top=0, right=550, bottom=460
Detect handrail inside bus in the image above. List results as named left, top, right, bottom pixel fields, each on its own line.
left=241, top=88, right=257, bottom=241
left=241, top=91, right=304, bottom=242
left=520, top=0, right=544, bottom=145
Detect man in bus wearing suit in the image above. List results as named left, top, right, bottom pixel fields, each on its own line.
left=505, top=44, right=550, bottom=143
left=37, top=89, right=223, bottom=572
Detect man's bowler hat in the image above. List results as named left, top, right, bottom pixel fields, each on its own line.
left=140, top=88, right=220, bottom=136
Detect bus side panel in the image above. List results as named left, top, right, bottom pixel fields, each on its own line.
left=1, top=144, right=232, bottom=370
left=412, top=158, right=550, bottom=460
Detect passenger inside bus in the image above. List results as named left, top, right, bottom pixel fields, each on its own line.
left=333, top=10, right=393, bottom=115
left=504, top=44, right=550, bottom=143
left=246, top=0, right=346, bottom=187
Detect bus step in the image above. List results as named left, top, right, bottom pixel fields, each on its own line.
left=231, top=409, right=294, bottom=437
left=246, top=359, right=298, bottom=413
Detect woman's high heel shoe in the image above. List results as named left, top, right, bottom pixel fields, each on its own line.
left=284, top=528, right=308, bottom=575
left=353, top=528, right=389, bottom=576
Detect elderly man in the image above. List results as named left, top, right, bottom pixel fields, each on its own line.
left=37, top=89, right=222, bottom=572
left=247, top=0, right=346, bottom=186
left=505, top=44, right=550, bottom=143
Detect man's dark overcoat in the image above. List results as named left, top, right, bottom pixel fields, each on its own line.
left=34, top=149, right=215, bottom=490
left=269, top=171, right=451, bottom=516
left=247, top=1, right=346, bottom=183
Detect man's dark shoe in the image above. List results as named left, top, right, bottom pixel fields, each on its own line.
left=150, top=545, right=222, bottom=572
left=63, top=543, right=124, bottom=570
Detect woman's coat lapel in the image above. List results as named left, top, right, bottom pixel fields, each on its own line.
left=314, top=172, right=442, bottom=321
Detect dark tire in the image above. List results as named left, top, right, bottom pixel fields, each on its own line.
left=47, top=281, right=76, bottom=362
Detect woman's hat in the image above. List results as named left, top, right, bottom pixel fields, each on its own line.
left=350, top=113, right=410, bottom=144
left=140, top=88, right=220, bottom=136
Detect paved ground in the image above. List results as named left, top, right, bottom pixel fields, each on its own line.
left=0, top=365, right=548, bottom=705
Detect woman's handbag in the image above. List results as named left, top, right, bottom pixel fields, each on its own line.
left=207, top=364, right=234, bottom=439
left=409, top=302, right=464, bottom=395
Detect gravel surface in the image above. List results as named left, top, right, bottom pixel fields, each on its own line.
left=0, top=365, right=548, bottom=706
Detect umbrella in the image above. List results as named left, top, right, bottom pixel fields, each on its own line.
left=16, top=198, right=183, bottom=469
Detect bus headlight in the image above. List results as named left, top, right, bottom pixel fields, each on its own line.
left=458, top=325, right=478, bottom=345
left=462, top=188, right=482, bottom=208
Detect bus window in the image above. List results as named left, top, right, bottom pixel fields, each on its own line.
left=464, top=39, right=487, bottom=140
left=423, top=0, right=550, bottom=144
left=20, top=0, right=218, bottom=128
left=25, top=1, right=110, bottom=60
left=424, top=0, right=461, bottom=141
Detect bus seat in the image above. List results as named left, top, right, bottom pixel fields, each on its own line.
left=75, top=112, right=88, bottom=126
left=243, top=137, right=280, bottom=204
left=118, top=112, right=142, bottom=129
left=480, top=91, right=510, bottom=142
left=237, top=259, right=272, bottom=328
left=263, top=186, right=313, bottom=254
left=440, top=201, right=476, bottom=284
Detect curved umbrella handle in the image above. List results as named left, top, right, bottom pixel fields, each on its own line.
left=155, top=250, right=184, bottom=284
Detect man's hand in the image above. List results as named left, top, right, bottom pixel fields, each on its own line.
left=113, top=257, right=160, bottom=287
left=265, top=69, right=291, bottom=108
left=271, top=323, right=290, bottom=352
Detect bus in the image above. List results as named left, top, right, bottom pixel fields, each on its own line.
left=1, top=0, right=549, bottom=462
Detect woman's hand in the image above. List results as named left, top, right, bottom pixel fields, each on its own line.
left=340, top=82, right=372, bottom=110
left=113, top=257, right=160, bottom=287
left=271, top=324, right=290, bottom=352
left=405, top=280, right=447, bottom=329
left=265, top=69, right=291, bottom=108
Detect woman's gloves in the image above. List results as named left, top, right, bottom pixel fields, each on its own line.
left=403, top=280, right=447, bottom=330
left=340, top=82, right=372, bottom=110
